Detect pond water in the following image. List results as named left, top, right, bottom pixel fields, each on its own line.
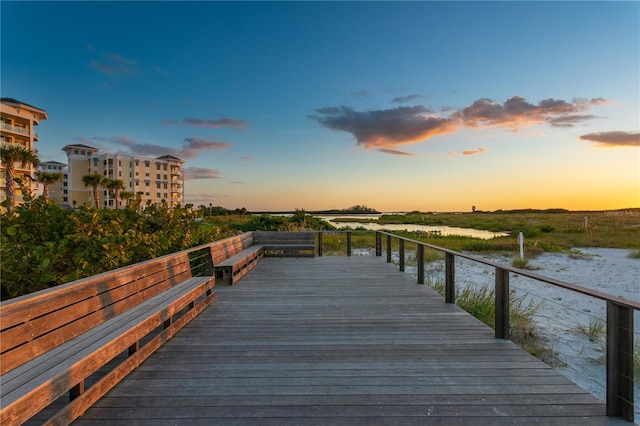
left=315, top=215, right=508, bottom=240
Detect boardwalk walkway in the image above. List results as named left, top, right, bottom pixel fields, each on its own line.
left=75, top=256, right=621, bottom=425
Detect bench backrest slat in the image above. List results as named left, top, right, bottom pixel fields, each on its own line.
left=0, top=252, right=193, bottom=374
left=209, top=232, right=255, bottom=264
left=253, top=231, right=315, bottom=245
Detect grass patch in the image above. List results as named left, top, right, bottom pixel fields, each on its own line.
left=375, top=210, right=640, bottom=249
left=511, top=258, right=531, bottom=269
left=627, top=249, right=640, bottom=259
left=427, top=278, right=564, bottom=367
left=574, top=318, right=605, bottom=343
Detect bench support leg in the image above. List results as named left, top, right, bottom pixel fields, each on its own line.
left=70, top=381, right=84, bottom=401
left=128, top=342, right=139, bottom=356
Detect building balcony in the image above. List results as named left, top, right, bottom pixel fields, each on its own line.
left=1, top=122, right=30, bottom=136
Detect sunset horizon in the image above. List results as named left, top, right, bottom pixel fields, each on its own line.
left=2, top=1, right=638, bottom=212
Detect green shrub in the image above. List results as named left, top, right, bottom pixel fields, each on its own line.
left=1, top=199, right=217, bottom=300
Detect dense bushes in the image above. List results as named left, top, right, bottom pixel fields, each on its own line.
left=1, top=199, right=218, bottom=300
left=234, top=210, right=335, bottom=232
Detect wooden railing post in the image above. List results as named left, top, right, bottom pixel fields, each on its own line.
left=375, top=232, right=382, bottom=256
left=606, top=301, right=634, bottom=421
left=318, top=231, right=323, bottom=257
left=445, top=252, right=455, bottom=304
left=398, top=239, right=405, bottom=272
left=346, top=231, right=352, bottom=257
left=416, top=244, right=424, bottom=284
left=386, top=235, right=392, bottom=263
left=495, top=267, right=510, bottom=339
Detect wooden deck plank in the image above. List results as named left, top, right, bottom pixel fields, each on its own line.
left=75, top=256, right=623, bottom=425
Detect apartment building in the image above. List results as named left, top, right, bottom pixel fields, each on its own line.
left=1, top=98, right=48, bottom=206
left=60, top=144, right=184, bottom=209
left=38, top=160, right=67, bottom=204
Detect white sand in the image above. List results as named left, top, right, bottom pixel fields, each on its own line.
left=436, top=248, right=639, bottom=421
left=355, top=247, right=640, bottom=420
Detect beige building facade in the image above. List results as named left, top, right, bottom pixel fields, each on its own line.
left=1, top=98, right=48, bottom=206
left=38, top=160, right=67, bottom=204
left=60, top=144, right=185, bottom=209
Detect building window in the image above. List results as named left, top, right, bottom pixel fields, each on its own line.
left=156, top=174, right=160, bottom=179
left=74, top=149, right=79, bottom=155
left=157, top=193, right=161, bottom=198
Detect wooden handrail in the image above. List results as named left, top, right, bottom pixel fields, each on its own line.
left=369, top=230, right=637, bottom=422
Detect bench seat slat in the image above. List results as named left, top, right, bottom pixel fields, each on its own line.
left=213, top=245, right=264, bottom=285
left=0, top=276, right=214, bottom=424
left=1, top=277, right=211, bottom=393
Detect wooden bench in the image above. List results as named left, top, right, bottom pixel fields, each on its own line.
left=0, top=249, right=215, bottom=425
left=211, top=232, right=264, bottom=285
left=253, top=231, right=316, bottom=258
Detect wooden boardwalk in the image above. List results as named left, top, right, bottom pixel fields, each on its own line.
left=75, top=256, right=622, bottom=425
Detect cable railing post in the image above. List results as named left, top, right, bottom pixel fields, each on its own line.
left=318, top=231, right=323, bottom=257
left=346, top=231, right=352, bottom=256
left=416, top=243, right=424, bottom=284
left=375, top=231, right=382, bottom=256
left=445, top=252, right=455, bottom=304
left=386, top=234, right=392, bottom=263
left=398, top=239, right=405, bottom=272
left=606, top=301, right=634, bottom=421
left=495, top=267, right=510, bottom=339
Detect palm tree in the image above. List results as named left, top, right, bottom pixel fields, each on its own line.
left=35, top=170, right=63, bottom=201
left=103, top=178, right=125, bottom=210
left=1, top=143, right=39, bottom=215
left=120, top=191, right=134, bottom=209
left=81, top=173, right=104, bottom=208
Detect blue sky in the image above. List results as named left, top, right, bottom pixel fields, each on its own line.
left=2, top=1, right=638, bottom=211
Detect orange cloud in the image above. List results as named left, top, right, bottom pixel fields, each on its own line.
left=183, top=167, right=221, bottom=180
left=309, top=106, right=456, bottom=148
left=377, top=148, right=416, bottom=156
left=579, top=131, right=640, bottom=147
left=462, top=148, right=487, bottom=156
left=87, top=135, right=231, bottom=159
left=311, top=95, right=608, bottom=151
left=452, top=96, right=604, bottom=129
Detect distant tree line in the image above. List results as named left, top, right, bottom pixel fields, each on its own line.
left=311, top=205, right=380, bottom=214
left=197, top=204, right=250, bottom=216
